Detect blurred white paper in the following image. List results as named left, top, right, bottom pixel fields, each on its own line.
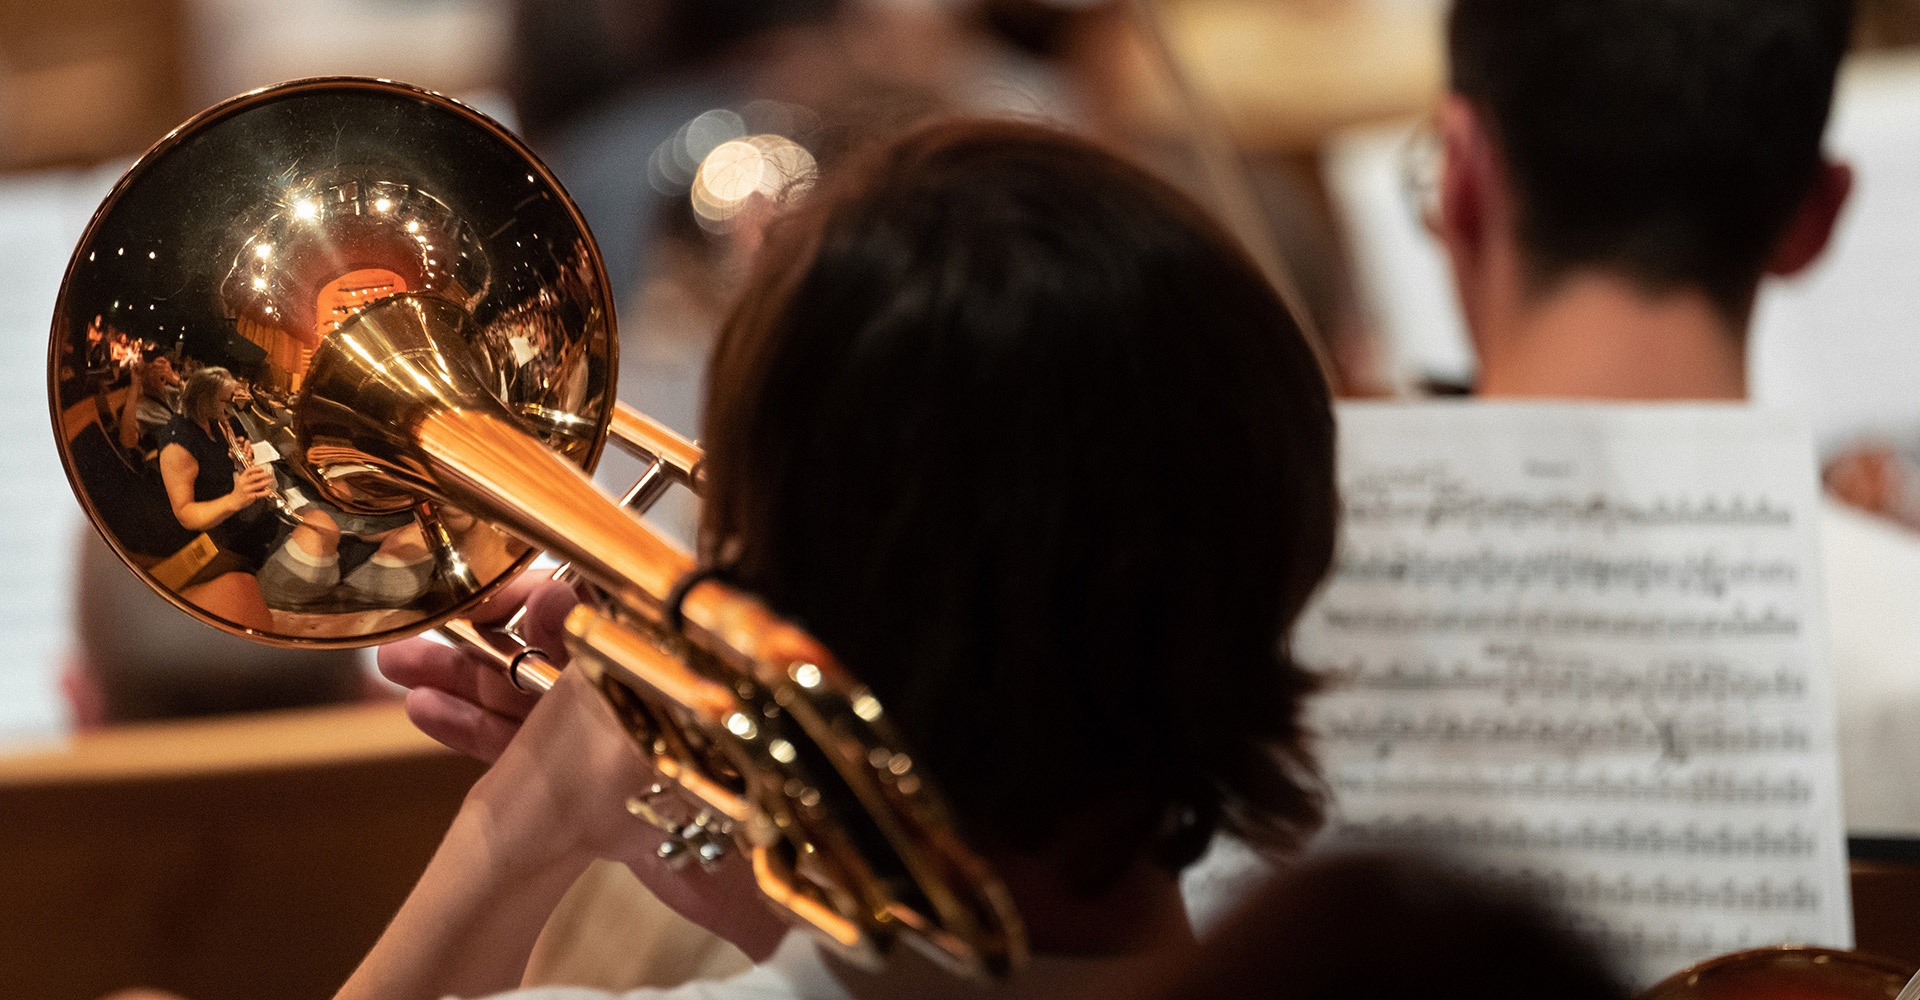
left=1322, top=118, right=1475, bottom=388
left=1299, top=402, right=1851, bottom=987
left=0, top=164, right=121, bottom=742
left=1750, top=51, right=1920, bottom=453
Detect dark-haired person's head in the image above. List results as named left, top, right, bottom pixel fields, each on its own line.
left=1109, top=853, right=1629, bottom=1000
left=1440, top=0, right=1854, bottom=333
left=699, top=119, right=1336, bottom=919
left=66, top=530, right=366, bottom=727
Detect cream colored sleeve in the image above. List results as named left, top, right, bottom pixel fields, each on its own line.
left=523, top=860, right=755, bottom=992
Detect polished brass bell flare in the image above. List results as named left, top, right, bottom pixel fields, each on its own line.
left=51, top=77, right=616, bottom=644
left=48, top=77, right=1025, bottom=980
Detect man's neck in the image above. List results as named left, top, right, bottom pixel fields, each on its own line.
left=1472, top=272, right=1749, bottom=402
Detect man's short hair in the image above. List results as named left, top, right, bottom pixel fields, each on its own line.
left=1449, top=0, right=1854, bottom=317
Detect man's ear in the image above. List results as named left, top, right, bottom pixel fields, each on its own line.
left=1435, top=95, right=1498, bottom=259
left=1767, top=159, right=1852, bottom=277
left=61, top=657, right=106, bottom=730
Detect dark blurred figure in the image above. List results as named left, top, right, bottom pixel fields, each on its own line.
left=507, top=0, right=843, bottom=308
left=65, top=529, right=368, bottom=726
left=1123, top=853, right=1629, bottom=1000
left=509, top=0, right=839, bottom=142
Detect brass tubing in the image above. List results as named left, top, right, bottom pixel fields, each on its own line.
left=415, top=407, right=692, bottom=618
left=610, top=403, right=702, bottom=484
left=617, top=457, right=676, bottom=517
left=439, top=617, right=561, bottom=694
left=565, top=606, right=738, bottom=726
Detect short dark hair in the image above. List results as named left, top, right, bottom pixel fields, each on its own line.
left=1449, top=0, right=1854, bottom=318
left=1142, top=853, right=1627, bottom=1000
left=700, top=119, right=1336, bottom=885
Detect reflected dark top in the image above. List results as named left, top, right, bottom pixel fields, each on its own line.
left=158, top=415, right=276, bottom=562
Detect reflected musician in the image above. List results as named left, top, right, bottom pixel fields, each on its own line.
left=156, top=366, right=284, bottom=630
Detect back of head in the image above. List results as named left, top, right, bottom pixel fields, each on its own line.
left=1450, top=0, right=1854, bottom=317
left=1135, top=853, right=1629, bottom=1000
left=702, top=119, right=1337, bottom=884
left=74, top=530, right=365, bottom=723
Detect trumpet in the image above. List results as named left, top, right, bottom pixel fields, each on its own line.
left=49, top=78, right=1023, bottom=980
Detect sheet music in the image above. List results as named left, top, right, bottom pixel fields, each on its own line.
left=1299, top=402, right=1851, bottom=987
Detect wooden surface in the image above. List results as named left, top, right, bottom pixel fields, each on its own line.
left=1119, top=0, right=1444, bottom=152
left=0, top=700, right=448, bottom=785
left=1850, top=859, right=1920, bottom=968
left=0, top=701, right=485, bottom=1000
left=0, top=0, right=186, bottom=169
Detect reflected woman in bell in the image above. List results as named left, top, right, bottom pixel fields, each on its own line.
left=157, top=366, right=282, bottom=631
left=354, top=118, right=1338, bottom=1000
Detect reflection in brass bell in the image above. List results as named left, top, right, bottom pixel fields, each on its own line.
left=49, top=78, right=617, bottom=645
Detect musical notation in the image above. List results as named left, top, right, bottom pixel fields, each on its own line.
left=1343, top=490, right=1794, bottom=532
left=1500, top=870, right=1822, bottom=913
left=1320, top=712, right=1809, bottom=761
left=1317, top=606, right=1800, bottom=639
left=1567, top=923, right=1740, bottom=961
left=1335, top=549, right=1798, bottom=597
left=1333, top=817, right=1816, bottom=858
left=1296, top=404, right=1850, bottom=988
left=1319, top=648, right=1807, bottom=704
left=1327, top=768, right=1813, bottom=807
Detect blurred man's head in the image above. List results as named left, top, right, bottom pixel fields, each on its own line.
left=1436, top=0, right=1854, bottom=354
left=66, top=530, right=367, bottom=727
left=1107, top=853, right=1628, bottom=1000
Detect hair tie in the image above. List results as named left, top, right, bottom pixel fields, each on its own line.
left=665, top=564, right=735, bottom=635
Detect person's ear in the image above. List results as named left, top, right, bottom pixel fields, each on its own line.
left=1766, top=159, right=1852, bottom=277
left=61, top=658, right=107, bottom=730
left=1435, top=95, right=1498, bottom=259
